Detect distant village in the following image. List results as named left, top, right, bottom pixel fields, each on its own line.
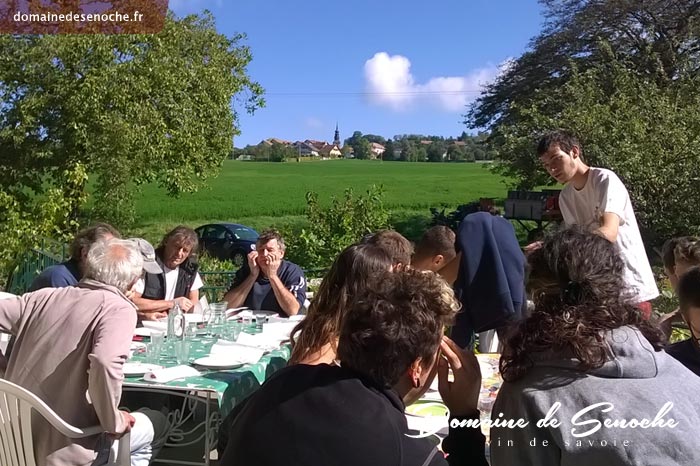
left=233, top=125, right=495, bottom=162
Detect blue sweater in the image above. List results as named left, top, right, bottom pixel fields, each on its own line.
left=451, top=212, right=526, bottom=347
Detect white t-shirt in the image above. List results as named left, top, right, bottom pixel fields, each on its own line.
left=134, top=267, right=204, bottom=301
left=559, top=167, right=659, bottom=303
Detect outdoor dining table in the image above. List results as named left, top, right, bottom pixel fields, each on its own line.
left=121, top=325, right=292, bottom=466
left=405, top=353, right=502, bottom=463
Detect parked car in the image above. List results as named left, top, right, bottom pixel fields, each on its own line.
left=194, top=223, right=259, bottom=266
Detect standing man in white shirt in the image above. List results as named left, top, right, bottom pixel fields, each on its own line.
left=130, top=226, right=204, bottom=320
left=535, top=130, right=658, bottom=317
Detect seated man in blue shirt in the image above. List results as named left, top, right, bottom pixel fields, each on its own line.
left=28, top=223, right=121, bottom=291
left=224, top=230, right=306, bottom=316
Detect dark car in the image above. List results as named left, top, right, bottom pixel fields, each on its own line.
left=195, top=223, right=259, bottom=266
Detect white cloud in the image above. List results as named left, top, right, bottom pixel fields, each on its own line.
left=363, top=52, right=507, bottom=112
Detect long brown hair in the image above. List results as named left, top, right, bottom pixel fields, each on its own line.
left=500, top=226, right=664, bottom=382
left=289, top=243, right=394, bottom=364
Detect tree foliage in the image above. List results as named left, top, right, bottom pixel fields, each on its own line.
left=489, top=54, right=700, bottom=241
left=0, top=11, right=263, bottom=273
left=468, top=0, right=700, bottom=240
left=288, top=186, right=391, bottom=269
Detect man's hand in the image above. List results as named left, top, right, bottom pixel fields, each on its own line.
left=109, top=411, right=136, bottom=439
left=173, top=297, right=194, bottom=312
left=437, top=336, right=482, bottom=416
left=523, top=241, right=543, bottom=254
left=138, top=311, right=167, bottom=321
left=265, top=253, right=282, bottom=277
left=247, top=251, right=260, bottom=277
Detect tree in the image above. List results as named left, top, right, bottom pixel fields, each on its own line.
left=491, top=55, right=700, bottom=241
left=382, top=139, right=396, bottom=161
left=468, top=0, right=700, bottom=137
left=363, top=134, right=386, bottom=145
left=0, top=11, right=263, bottom=273
left=447, top=144, right=466, bottom=161
left=268, top=142, right=295, bottom=162
left=427, top=141, right=447, bottom=162
left=352, top=138, right=372, bottom=160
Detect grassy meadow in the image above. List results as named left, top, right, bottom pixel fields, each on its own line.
left=127, top=160, right=511, bottom=242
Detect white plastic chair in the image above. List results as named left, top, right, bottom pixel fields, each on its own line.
left=0, top=378, right=130, bottom=466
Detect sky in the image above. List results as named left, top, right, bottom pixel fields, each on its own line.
left=168, top=0, right=546, bottom=147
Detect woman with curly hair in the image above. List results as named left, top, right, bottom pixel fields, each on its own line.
left=491, top=226, right=700, bottom=466
left=289, top=242, right=394, bottom=365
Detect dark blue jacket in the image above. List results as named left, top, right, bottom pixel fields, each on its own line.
left=452, top=212, right=526, bottom=347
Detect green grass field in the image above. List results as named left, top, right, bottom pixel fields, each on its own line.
left=129, top=159, right=511, bottom=242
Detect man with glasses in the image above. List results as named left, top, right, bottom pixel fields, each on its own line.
left=666, top=266, right=700, bottom=376
left=533, top=129, right=658, bottom=318
left=224, top=230, right=306, bottom=316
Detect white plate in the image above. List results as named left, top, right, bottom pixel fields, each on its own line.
left=142, top=321, right=168, bottom=332
left=134, top=327, right=154, bottom=337
left=184, top=314, right=206, bottom=324
left=123, top=362, right=163, bottom=377
left=193, top=356, right=246, bottom=370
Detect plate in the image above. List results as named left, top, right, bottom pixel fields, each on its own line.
left=193, top=356, right=246, bottom=370
left=134, top=327, right=154, bottom=337
left=142, top=321, right=168, bottom=332
left=184, top=314, right=206, bottom=324
left=123, top=362, right=162, bottom=377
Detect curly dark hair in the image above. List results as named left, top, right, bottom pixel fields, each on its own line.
left=337, top=269, right=460, bottom=387
left=500, top=226, right=664, bottom=382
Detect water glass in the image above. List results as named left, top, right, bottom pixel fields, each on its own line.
left=230, top=321, right=242, bottom=341
left=223, top=321, right=242, bottom=342
left=185, top=322, right=198, bottom=341
left=150, top=331, right=165, bottom=354
left=254, top=313, right=267, bottom=332
left=144, top=343, right=159, bottom=364
left=175, top=340, right=191, bottom=364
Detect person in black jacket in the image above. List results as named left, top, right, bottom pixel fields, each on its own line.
left=219, top=269, right=488, bottom=466
left=130, top=226, right=204, bottom=320
left=666, top=266, right=700, bottom=376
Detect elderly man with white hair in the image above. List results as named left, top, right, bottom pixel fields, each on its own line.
left=0, top=238, right=164, bottom=466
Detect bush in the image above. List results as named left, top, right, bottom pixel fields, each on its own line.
left=286, top=185, right=391, bottom=269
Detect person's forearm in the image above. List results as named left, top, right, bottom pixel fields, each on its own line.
left=224, top=274, right=257, bottom=308
left=595, top=226, right=617, bottom=243
left=131, top=296, right=174, bottom=312
left=269, top=275, right=301, bottom=316
left=442, top=410, right=488, bottom=466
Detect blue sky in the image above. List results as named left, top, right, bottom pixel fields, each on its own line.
left=169, top=0, right=545, bottom=147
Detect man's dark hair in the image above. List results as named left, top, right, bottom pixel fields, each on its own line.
left=413, top=226, right=456, bottom=261
left=662, top=237, right=682, bottom=270
left=537, top=129, right=582, bottom=157
left=362, top=230, right=413, bottom=268
left=158, top=225, right=199, bottom=257
left=674, top=237, right=700, bottom=267
left=257, top=229, right=286, bottom=251
left=337, top=269, right=459, bottom=387
left=69, top=223, right=121, bottom=260
left=678, top=267, right=700, bottom=313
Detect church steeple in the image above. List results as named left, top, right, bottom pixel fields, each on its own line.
left=333, top=122, right=340, bottom=146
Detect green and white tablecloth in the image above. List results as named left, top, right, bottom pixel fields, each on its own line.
left=124, top=339, right=291, bottom=417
